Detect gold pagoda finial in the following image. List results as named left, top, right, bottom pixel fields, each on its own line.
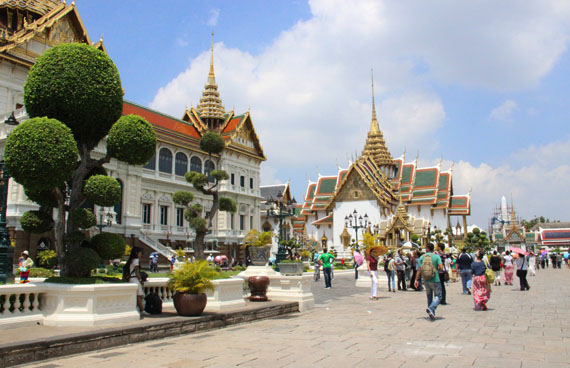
left=196, top=33, right=225, bottom=125
left=370, top=69, right=379, bottom=134
left=361, top=69, right=394, bottom=169
left=209, top=32, right=215, bottom=79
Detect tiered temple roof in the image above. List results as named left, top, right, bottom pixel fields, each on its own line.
left=361, top=77, right=395, bottom=170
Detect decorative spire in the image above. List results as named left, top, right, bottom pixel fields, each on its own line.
left=196, top=32, right=226, bottom=126
left=361, top=69, right=395, bottom=168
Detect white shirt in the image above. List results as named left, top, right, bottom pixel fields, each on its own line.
left=503, top=255, right=513, bottom=266
left=515, top=256, right=528, bottom=271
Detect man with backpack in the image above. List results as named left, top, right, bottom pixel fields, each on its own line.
left=415, top=243, right=443, bottom=321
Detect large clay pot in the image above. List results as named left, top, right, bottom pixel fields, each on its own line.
left=173, top=293, right=207, bottom=316
left=248, top=276, right=270, bottom=301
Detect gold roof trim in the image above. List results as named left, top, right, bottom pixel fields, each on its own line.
left=1, top=0, right=61, bottom=16
left=0, top=2, right=93, bottom=56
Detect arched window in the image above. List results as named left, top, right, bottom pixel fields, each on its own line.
left=113, top=179, right=123, bottom=225
left=158, top=148, right=172, bottom=174
left=144, top=153, right=156, bottom=170
left=175, top=152, right=188, bottom=176
left=204, top=160, right=215, bottom=183
left=190, top=156, right=202, bottom=173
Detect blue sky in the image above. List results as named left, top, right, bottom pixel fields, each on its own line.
left=77, top=0, right=569, bottom=228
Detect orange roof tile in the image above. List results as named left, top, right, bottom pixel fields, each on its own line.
left=123, top=101, right=200, bottom=139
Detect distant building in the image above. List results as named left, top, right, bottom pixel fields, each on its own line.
left=489, top=196, right=537, bottom=252
left=299, top=82, right=471, bottom=257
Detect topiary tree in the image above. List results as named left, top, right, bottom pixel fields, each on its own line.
left=5, top=43, right=156, bottom=276
left=90, top=233, right=126, bottom=260
left=173, top=132, right=236, bottom=259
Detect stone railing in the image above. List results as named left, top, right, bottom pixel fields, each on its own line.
left=0, top=283, right=45, bottom=329
left=0, top=282, right=139, bottom=329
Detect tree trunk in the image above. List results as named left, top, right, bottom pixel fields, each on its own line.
left=52, top=188, right=67, bottom=276
left=194, top=230, right=206, bottom=260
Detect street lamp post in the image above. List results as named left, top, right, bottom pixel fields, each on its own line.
left=96, top=208, right=113, bottom=232
left=0, top=162, right=14, bottom=283
left=266, top=191, right=296, bottom=270
left=0, top=112, right=19, bottom=283
left=344, top=209, right=369, bottom=251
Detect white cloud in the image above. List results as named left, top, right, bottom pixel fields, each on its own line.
left=207, top=8, right=220, bottom=27
left=490, top=99, right=518, bottom=122
left=452, top=137, right=570, bottom=226
left=149, top=0, right=570, bottom=224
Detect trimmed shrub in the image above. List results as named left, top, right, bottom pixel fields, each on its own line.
left=24, top=187, right=58, bottom=208
left=199, top=131, right=225, bottom=155
left=5, top=117, right=77, bottom=192
left=173, top=191, right=194, bottom=206
left=64, top=231, right=87, bottom=245
left=219, top=197, right=237, bottom=213
left=24, top=43, right=123, bottom=149
left=37, top=250, right=58, bottom=269
left=83, top=175, right=121, bottom=207
left=71, top=208, right=97, bottom=229
left=63, top=247, right=100, bottom=278
left=20, top=210, right=54, bottom=234
left=29, top=267, right=56, bottom=278
left=107, top=114, right=156, bottom=165
left=91, top=232, right=126, bottom=260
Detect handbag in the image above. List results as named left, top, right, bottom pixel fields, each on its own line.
left=484, top=260, right=495, bottom=284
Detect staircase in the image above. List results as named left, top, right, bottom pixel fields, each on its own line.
left=138, top=231, right=176, bottom=258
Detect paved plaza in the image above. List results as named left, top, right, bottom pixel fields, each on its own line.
left=20, top=267, right=570, bottom=368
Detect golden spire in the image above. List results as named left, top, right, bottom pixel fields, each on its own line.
left=361, top=69, right=395, bottom=169
left=196, top=32, right=226, bottom=126
left=370, top=69, right=380, bottom=134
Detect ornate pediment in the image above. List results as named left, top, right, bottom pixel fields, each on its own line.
left=48, top=17, right=79, bottom=44
left=332, top=171, right=377, bottom=203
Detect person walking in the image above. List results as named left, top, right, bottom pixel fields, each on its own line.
left=528, top=252, right=536, bottom=277
left=18, top=250, right=34, bottom=283
left=395, top=249, right=407, bottom=291
left=503, top=250, right=514, bottom=285
left=313, top=253, right=321, bottom=282
left=436, top=243, right=447, bottom=304
left=353, top=249, right=363, bottom=280
left=124, top=246, right=147, bottom=317
left=415, top=243, right=443, bottom=321
left=384, top=254, right=396, bottom=292
left=471, top=251, right=491, bottom=311
left=318, top=248, right=335, bottom=289
left=409, top=251, right=418, bottom=290
left=515, top=252, right=530, bottom=291
left=490, top=250, right=502, bottom=286
left=367, top=250, right=378, bottom=300
left=457, top=247, right=473, bottom=294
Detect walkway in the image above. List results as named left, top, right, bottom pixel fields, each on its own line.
left=20, top=267, right=570, bottom=367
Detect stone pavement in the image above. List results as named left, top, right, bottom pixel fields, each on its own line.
left=19, top=267, right=570, bottom=367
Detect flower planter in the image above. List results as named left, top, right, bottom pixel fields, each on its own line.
left=277, top=262, right=304, bottom=276
left=173, top=293, right=207, bottom=316
left=249, top=247, right=270, bottom=266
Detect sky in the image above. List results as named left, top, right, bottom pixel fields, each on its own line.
left=76, top=0, right=570, bottom=229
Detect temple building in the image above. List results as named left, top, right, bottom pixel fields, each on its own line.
left=0, top=1, right=265, bottom=264
left=489, top=196, right=537, bottom=252
left=299, top=81, right=471, bottom=257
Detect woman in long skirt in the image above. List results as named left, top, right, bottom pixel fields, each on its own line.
left=471, top=251, right=491, bottom=311
left=503, top=250, right=514, bottom=285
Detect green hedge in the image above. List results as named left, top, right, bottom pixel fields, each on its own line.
left=107, top=114, right=156, bottom=165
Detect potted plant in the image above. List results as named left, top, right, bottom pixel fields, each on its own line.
left=242, top=230, right=273, bottom=301
left=243, top=230, right=273, bottom=266
left=277, top=260, right=304, bottom=276
left=168, top=260, right=217, bottom=316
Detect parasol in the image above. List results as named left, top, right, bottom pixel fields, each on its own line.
left=508, top=246, right=528, bottom=256
left=353, top=251, right=364, bottom=266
